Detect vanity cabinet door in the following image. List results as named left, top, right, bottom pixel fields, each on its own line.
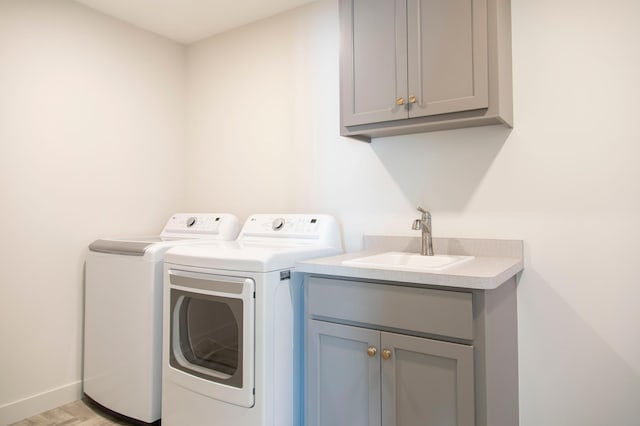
left=306, top=320, right=381, bottom=426
left=306, top=320, right=476, bottom=426
left=381, top=332, right=475, bottom=426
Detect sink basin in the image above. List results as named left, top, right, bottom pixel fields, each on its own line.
left=343, top=252, right=474, bottom=272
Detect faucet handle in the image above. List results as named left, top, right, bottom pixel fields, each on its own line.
left=416, top=206, right=431, bottom=223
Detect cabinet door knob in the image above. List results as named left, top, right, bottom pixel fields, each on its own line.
left=395, top=97, right=405, bottom=106
left=367, top=346, right=377, bottom=357
left=381, top=349, right=392, bottom=360
left=408, top=95, right=417, bottom=104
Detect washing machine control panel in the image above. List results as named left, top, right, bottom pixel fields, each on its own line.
left=161, top=213, right=240, bottom=240
left=165, top=214, right=221, bottom=233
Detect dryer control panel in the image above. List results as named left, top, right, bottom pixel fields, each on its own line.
left=239, top=214, right=342, bottom=251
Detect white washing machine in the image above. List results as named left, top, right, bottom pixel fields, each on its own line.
left=161, top=214, right=343, bottom=426
left=83, top=213, right=240, bottom=425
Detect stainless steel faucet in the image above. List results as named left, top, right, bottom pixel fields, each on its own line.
left=412, top=207, right=434, bottom=256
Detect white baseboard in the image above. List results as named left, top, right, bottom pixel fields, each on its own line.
left=0, top=381, right=82, bottom=426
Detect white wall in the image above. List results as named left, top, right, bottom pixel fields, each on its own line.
left=0, top=1, right=186, bottom=423
left=186, top=0, right=640, bottom=424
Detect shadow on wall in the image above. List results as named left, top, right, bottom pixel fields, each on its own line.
left=518, top=268, right=640, bottom=426
left=370, top=125, right=511, bottom=212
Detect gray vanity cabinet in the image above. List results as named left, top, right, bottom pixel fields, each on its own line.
left=340, top=0, right=512, bottom=140
left=307, top=320, right=474, bottom=426
left=304, top=275, right=519, bottom=426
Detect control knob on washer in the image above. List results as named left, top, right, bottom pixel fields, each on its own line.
left=272, top=218, right=285, bottom=231
left=186, top=216, right=197, bottom=227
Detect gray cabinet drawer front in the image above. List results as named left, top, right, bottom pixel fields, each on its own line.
left=307, top=277, right=473, bottom=340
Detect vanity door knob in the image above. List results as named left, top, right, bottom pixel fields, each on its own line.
left=367, top=346, right=377, bottom=357
left=408, top=95, right=417, bottom=104
left=381, top=349, right=392, bottom=360
left=395, top=97, right=405, bottom=106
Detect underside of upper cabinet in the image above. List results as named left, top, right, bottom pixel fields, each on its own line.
left=339, top=0, right=513, bottom=141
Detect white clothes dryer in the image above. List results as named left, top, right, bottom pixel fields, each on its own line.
left=83, top=213, right=240, bottom=425
left=161, top=214, right=343, bottom=426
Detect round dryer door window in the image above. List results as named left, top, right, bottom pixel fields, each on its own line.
left=171, top=290, right=244, bottom=387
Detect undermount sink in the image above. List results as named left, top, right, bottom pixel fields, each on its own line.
left=343, top=252, right=474, bottom=272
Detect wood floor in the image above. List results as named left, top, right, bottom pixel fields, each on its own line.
left=10, top=399, right=135, bottom=426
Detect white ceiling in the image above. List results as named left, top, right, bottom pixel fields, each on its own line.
left=73, top=0, right=316, bottom=44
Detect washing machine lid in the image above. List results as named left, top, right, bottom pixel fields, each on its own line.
left=88, top=213, right=241, bottom=257
left=89, top=236, right=166, bottom=256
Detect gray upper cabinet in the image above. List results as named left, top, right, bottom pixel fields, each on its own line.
left=340, top=0, right=512, bottom=140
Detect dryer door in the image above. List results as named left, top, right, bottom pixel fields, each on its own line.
left=167, top=270, right=255, bottom=408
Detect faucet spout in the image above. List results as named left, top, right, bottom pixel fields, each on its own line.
left=413, top=207, right=434, bottom=256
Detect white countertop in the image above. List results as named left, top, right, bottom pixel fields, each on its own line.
left=295, top=236, right=524, bottom=290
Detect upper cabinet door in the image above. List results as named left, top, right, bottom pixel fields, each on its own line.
left=407, top=0, right=489, bottom=118
left=341, top=0, right=408, bottom=127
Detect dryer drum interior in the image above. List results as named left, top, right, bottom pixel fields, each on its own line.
left=170, top=289, right=245, bottom=388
